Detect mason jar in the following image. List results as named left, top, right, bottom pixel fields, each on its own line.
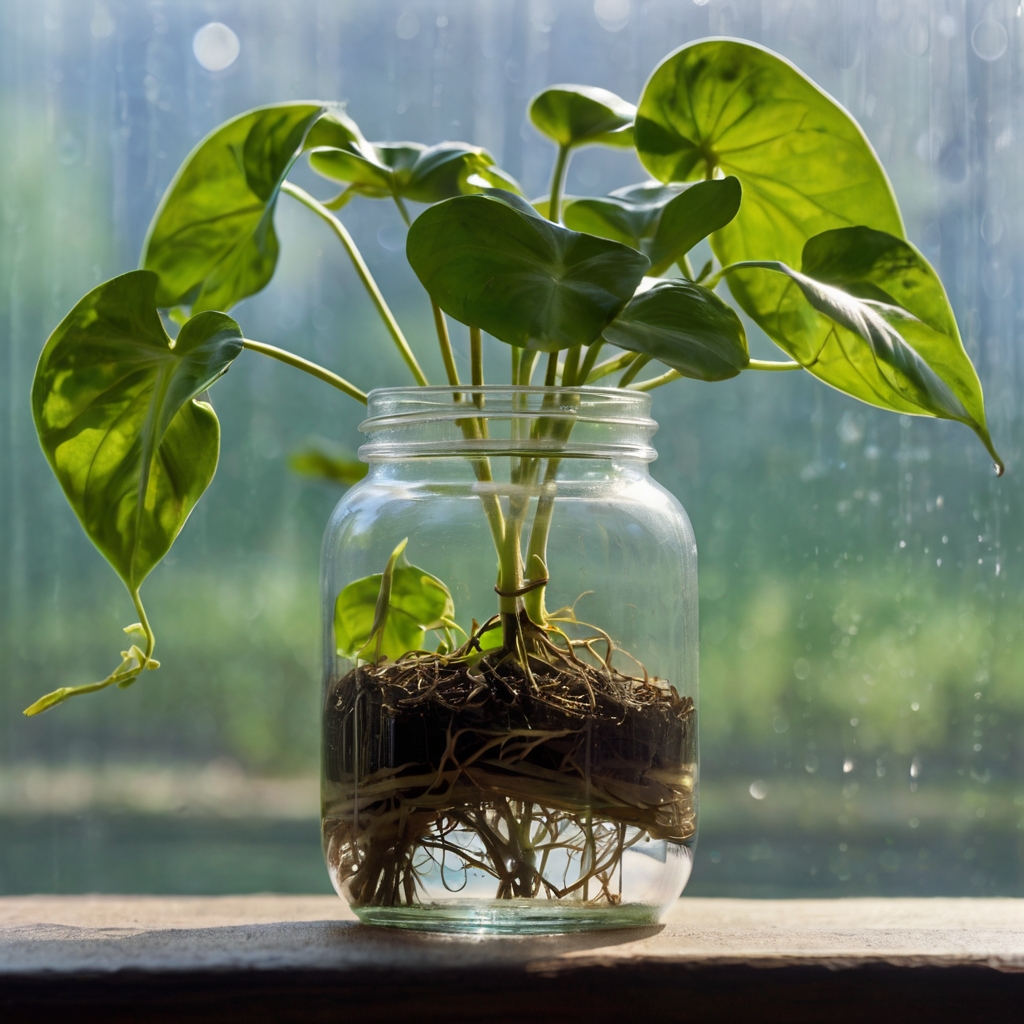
left=320, top=386, right=698, bottom=934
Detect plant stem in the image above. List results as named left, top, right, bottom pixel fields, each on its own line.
left=546, top=144, right=571, bottom=224
left=520, top=349, right=539, bottom=386
left=576, top=341, right=604, bottom=384
left=281, top=181, right=428, bottom=386
left=23, top=589, right=157, bottom=715
left=470, top=326, right=484, bottom=386
left=131, top=588, right=156, bottom=667
left=586, top=351, right=636, bottom=384
left=747, top=358, right=802, bottom=371
left=562, top=344, right=582, bottom=386
left=242, top=339, right=368, bottom=403
left=394, top=195, right=461, bottom=385
left=432, top=302, right=461, bottom=385
left=544, top=351, right=558, bottom=386
left=617, top=354, right=650, bottom=387
left=630, top=367, right=681, bottom=391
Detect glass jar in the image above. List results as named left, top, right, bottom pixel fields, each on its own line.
left=320, top=386, right=698, bottom=933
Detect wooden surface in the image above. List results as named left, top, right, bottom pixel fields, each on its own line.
left=3, top=896, right=1024, bottom=1022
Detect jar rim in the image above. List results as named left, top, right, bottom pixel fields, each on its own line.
left=358, top=385, right=658, bottom=462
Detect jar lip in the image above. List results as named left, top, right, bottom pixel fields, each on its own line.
left=359, top=385, right=658, bottom=462
left=363, top=385, right=653, bottom=418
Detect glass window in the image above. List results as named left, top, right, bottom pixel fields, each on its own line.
left=1, top=0, right=1020, bottom=897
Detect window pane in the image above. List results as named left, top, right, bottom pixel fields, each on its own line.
left=1, top=0, right=1020, bottom=897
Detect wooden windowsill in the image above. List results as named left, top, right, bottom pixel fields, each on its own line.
left=2, top=896, right=1023, bottom=1022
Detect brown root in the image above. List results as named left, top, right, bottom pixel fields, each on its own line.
left=322, top=616, right=695, bottom=909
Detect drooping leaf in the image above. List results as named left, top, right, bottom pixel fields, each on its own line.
left=32, top=270, right=244, bottom=591
left=562, top=183, right=687, bottom=248
left=529, top=85, right=636, bottom=148
left=334, top=542, right=455, bottom=662
left=288, top=437, right=368, bottom=486
left=602, top=279, right=748, bottom=381
left=800, top=227, right=993, bottom=442
left=309, top=131, right=520, bottom=203
left=635, top=40, right=904, bottom=324
left=142, top=102, right=332, bottom=312
left=562, top=178, right=740, bottom=274
left=726, top=258, right=1001, bottom=467
left=406, top=192, right=649, bottom=352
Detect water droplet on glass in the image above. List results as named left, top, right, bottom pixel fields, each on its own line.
left=594, top=0, right=630, bottom=32
left=193, top=22, right=241, bottom=72
left=396, top=11, right=420, bottom=40
left=90, top=3, right=115, bottom=39
left=748, top=780, right=767, bottom=800
left=972, top=19, right=1008, bottom=61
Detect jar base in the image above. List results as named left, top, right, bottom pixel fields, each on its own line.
left=352, top=899, right=665, bottom=935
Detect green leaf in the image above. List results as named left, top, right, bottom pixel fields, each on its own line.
left=562, top=178, right=740, bottom=275
left=287, top=438, right=368, bottom=486
left=635, top=40, right=904, bottom=324
left=798, top=228, right=1000, bottom=468
left=309, top=133, right=520, bottom=203
left=602, top=279, right=749, bottom=381
left=142, top=102, right=331, bottom=312
left=648, top=177, right=741, bottom=274
left=529, top=85, right=636, bottom=148
left=562, top=183, right=688, bottom=248
left=726, top=258, right=1001, bottom=466
left=406, top=192, right=650, bottom=352
left=32, top=270, right=244, bottom=591
left=334, top=541, right=455, bottom=662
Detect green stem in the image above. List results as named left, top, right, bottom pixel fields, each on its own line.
left=547, top=144, right=571, bottom=224
left=586, top=351, right=636, bottom=384
left=433, top=302, right=461, bottom=386
left=577, top=341, right=604, bottom=384
left=617, top=354, right=650, bottom=387
left=242, top=339, right=367, bottom=404
left=281, top=181, right=428, bottom=386
left=630, top=367, right=680, bottom=392
left=131, top=589, right=156, bottom=666
left=562, top=344, right=582, bottom=386
left=747, top=358, right=802, bottom=371
left=544, top=351, right=558, bottom=386
left=23, top=589, right=158, bottom=716
left=393, top=195, right=460, bottom=385
left=520, top=349, right=539, bottom=386
left=470, top=326, right=484, bottom=387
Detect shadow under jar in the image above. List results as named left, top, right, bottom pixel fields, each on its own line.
left=321, top=386, right=698, bottom=934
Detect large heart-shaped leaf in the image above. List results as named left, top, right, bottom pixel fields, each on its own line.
left=603, top=279, right=748, bottom=381
left=406, top=192, right=649, bottom=351
left=142, top=102, right=332, bottom=312
left=529, top=85, right=636, bottom=149
left=32, top=270, right=244, bottom=591
left=334, top=541, right=455, bottom=662
left=726, top=258, right=1001, bottom=468
left=310, top=135, right=519, bottom=204
left=562, top=177, right=740, bottom=275
left=635, top=40, right=904, bottom=324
